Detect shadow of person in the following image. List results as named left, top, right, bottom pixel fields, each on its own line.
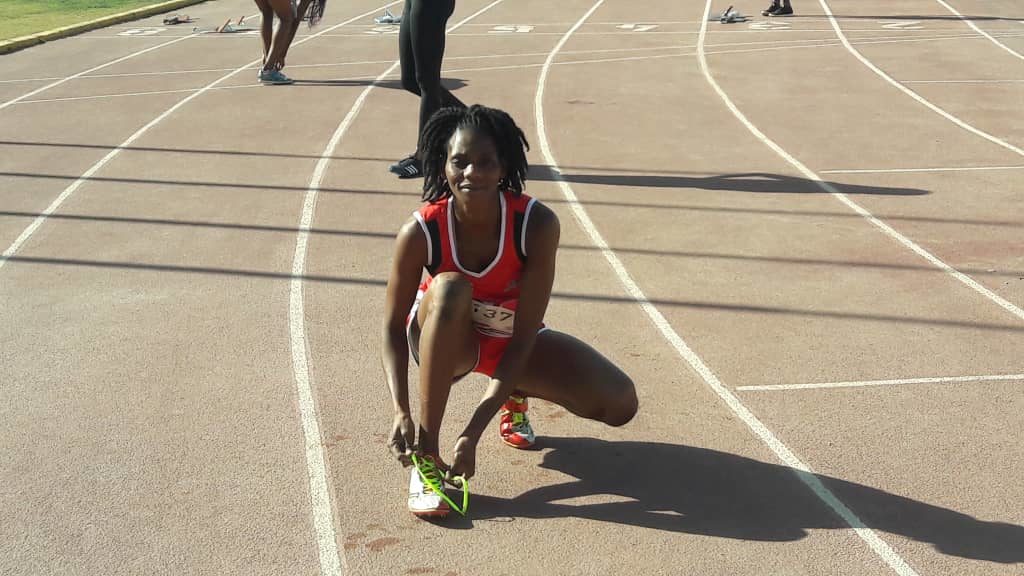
left=466, top=437, right=1023, bottom=564
left=527, top=167, right=929, bottom=196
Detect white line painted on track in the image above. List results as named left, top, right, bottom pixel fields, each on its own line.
left=0, top=3, right=400, bottom=275
left=707, top=14, right=1024, bottom=324
left=739, top=373, right=1024, bottom=391
left=540, top=2, right=919, bottom=575
left=16, top=87, right=241, bottom=104
left=934, top=0, right=1024, bottom=61
left=0, top=34, right=198, bottom=111
left=24, top=30, right=1024, bottom=106
left=0, top=13, right=264, bottom=93
left=704, top=30, right=1024, bottom=58
left=901, top=79, right=1024, bottom=84
left=13, top=29, right=1015, bottom=87
left=0, top=6, right=406, bottom=574
left=79, top=27, right=958, bottom=39
left=821, top=165, right=1024, bottom=174
left=0, top=77, right=62, bottom=84
left=81, top=67, right=253, bottom=79
left=287, top=1, right=505, bottom=574
left=817, top=0, right=1024, bottom=158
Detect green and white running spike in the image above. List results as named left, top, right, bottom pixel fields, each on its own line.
left=411, top=453, right=469, bottom=516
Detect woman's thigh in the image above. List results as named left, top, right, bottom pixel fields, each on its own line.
left=263, top=0, right=294, bottom=19
left=516, top=330, right=637, bottom=425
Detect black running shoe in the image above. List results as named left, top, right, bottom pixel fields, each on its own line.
left=769, top=5, right=793, bottom=16
left=761, top=3, right=781, bottom=16
left=389, top=154, right=422, bottom=179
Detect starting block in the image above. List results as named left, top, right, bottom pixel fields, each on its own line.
left=162, top=14, right=194, bottom=25
left=193, top=16, right=257, bottom=34
left=374, top=8, right=401, bottom=25
left=716, top=5, right=748, bottom=23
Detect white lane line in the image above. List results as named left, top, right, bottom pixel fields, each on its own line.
left=0, top=3, right=401, bottom=278
left=1, top=5, right=399, bottom=574
left=902, top=79, right=1024, bottom=84
left=816, top=0, right=1024, bottom=158
left=821, top=165, right=1024, bottom=174
left=0, top=76, right=62, bottom=84
left=699, top=32, right=1024, bottom=58
left=934, top=0, right=1024, bottom=61
left=739, top=373, right=1024, bottom=391
left=0, top=34, right=198, bottom=111
left=82, top=67, right=251, bottom=79
left=24, top=30, right=1024, bottom=106
left=8, top=27, right=1017, bottom=89
left=704, top=16, right=1024, bottom=324
left=287, top=1, right=505, bottom=574
left=539, top=2, right=919, bottom=575
left=15, top=87, right=246, bottom=104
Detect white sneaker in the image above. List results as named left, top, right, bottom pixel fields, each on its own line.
left=408, top=456, right=450, bottom=517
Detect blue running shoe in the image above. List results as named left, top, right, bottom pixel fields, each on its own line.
left=260, top=69, right=294, bottom=85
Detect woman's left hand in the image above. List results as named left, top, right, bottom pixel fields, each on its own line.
left=449, top=436, right=477, bottom=480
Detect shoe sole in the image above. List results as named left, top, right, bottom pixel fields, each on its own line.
left=501, top=436, right=537, bottom=450
left=409, top=507, right=450, bottom=518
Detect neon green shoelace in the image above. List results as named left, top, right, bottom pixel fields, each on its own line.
left=411, top=453, right=469, bottom=516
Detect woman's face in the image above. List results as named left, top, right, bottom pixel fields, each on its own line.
left=445, top=127, right=505, bottom=203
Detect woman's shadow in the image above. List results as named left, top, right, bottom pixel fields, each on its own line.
left=456, top=437, right=1023, bottom=564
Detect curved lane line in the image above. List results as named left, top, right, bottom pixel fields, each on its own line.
left=537, top=1, right=921, bottom=575
left=699, top=4, right=1024, bottom=324
left=287, top=1, right=508, bottom=574
left=933, top=0, right=1024, bottom=61
left=816, top=0, right=1024, bottom=157
left=0, top=2, right=402, bottom=275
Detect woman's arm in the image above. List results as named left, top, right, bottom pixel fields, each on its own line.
left=381, top=218, right=428, bottom=461
left=458, top=204, right=560, bottom=443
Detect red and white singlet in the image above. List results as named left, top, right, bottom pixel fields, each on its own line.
left=413, top=190, right=538, bottom=338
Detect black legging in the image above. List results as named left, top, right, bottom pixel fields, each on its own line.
left=399, top=0, right=466, bottom=152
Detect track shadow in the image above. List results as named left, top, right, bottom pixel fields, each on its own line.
left=290, top=78, right=469, bottom=91
left=5, top=256, right=1023, bottom=333
left=462, top=437, right=1024, bottom=563
left=529, top=166, right=930, bottom=196
left=2, top=211, right=1021, bottom=276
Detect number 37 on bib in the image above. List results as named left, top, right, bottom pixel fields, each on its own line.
left=472, top=300, right=517, bottom=337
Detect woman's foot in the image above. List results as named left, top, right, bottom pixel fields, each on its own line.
left=499, top=395, right=536, bottom=449
left=389, top=154, right=422, bottom=179
left=259, top=69, right=294, bottom=85
left=408, top=455, right=450, bottom=517
left=762, top=2, right=781, bottom=16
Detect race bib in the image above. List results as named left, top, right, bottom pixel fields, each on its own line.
left=472, top=300, right=516, bottom=337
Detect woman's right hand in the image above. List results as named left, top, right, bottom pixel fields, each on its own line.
left=389, top=411, right=416, bottom=466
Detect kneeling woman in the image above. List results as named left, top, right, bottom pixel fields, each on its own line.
left=381, top=104, right=638, bottom=517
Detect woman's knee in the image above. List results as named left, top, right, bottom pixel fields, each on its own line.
left=602, top=376, right=638, bottom=427
left=425, top=273, right=472, bottom=321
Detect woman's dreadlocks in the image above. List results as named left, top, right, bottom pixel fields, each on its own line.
left=418, top=104, right=530, bottom=203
